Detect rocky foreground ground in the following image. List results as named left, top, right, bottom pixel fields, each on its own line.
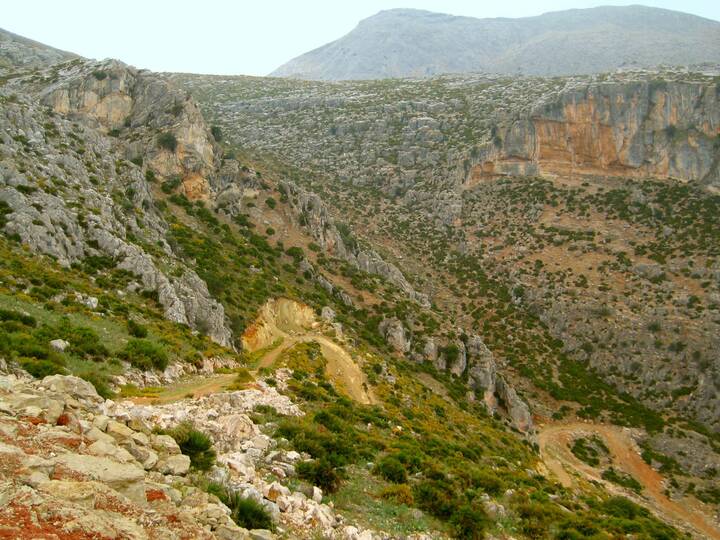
left=0, top=369, right=433, bottom=539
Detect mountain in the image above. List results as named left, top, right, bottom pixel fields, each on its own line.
left=270, top=6, right=720, bottom=80
left=1, top=27, right=719, bottom=540
left=174, top=64, right=720, bottom=536
left=0, top=27, right=77, bottom=73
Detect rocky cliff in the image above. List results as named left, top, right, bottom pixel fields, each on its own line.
left=468, top=80, right=720, bottom=189
left=0, top=58, right=237, bottom=346
left=178, top=68, right=720, bottom=444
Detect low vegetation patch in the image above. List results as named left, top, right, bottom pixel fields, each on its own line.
left=206, top=482, right=274, bottom=531
left=166, top=422, right=216, bottom=471
left=601, top=467, right=643, bottom=493
left=570, top=435, right=609, bottom=467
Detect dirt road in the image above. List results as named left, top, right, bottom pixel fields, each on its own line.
left=128, top=373, right=237, bottom=405
left=538, top=422, right=720, bottom=539
left=257, top=333, right=376, bottom=405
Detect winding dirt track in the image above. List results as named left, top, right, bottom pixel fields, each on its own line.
left=258, top=334, right=376, bottom=405
left=538, top=423, right=720, bottom=539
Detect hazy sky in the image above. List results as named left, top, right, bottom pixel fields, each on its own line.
left=3, top=0, right=719, bottom=76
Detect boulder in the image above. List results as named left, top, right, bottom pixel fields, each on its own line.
left=41, top=375, right=101, bottom=403
left=495, top=377, right=533, bottom=432
left=49, top=339, right=69, bottom=352
left=87, top=440, right=135, bottom=463
left=155, top=454, right=191, bottom=476
left=321, top=306, right=336, bottom=321
left=52, top=453, right=145, bottom=503
left=151, top=434, right=181, bottom=455
left=378, top=318, right=411, bottom=353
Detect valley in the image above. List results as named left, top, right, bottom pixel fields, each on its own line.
left=0, top=12, right=719, bottom=540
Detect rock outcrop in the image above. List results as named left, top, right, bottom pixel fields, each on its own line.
left=0, top=59, right=236, bottom=346
left=378, top=318, right=411, bottom=353
left=0, top=373, right=252, bottom=538
left=0, top=371, right=408, bottom=539
left=0, top=28, right=78, bottom=73
left=466, top=335, right=533, bottom=433
left=467, top=81, right=720, bottom=189
left=281, top=180, right=430, bottom=306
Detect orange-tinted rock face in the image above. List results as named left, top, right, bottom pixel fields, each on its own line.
left=181, top=172, right=210, bottom=201
left=467, top=81, right=720, bottom=187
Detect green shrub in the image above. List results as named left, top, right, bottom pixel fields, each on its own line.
left=450, top=503, right=489, bottom=540
left=55, top=320, right=108, bottom=359
left=210, top=125, right=222, bottom=142
left=296, top=458, right=341, bottom=493
left=374, top=455, right=407, bottom=483
left=379, top=484, right=414, bottom=505
left=19, top=358, right=66, bottom=378
left=119, top=339, right=168, bottom=370
left=286, top=246, right=304, bottom=261
left=469, top=469, right=504, bottom=496
left=413, top=480, right=455, bottom=519
left=167, top=422, right=216, bottom=471
left=0, top=308, right=36, bottom=327
left=205, top=483, right=274, bottom=530
left=225, top=491, right=274, bottom=530
left=127, top=319, right=148, bottom=338
left=157, top=132, right=178, bottom=152
left=515, top=501, right=556, bottom=539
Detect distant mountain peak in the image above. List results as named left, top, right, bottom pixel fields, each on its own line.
left=0, top=27, right=78, bottom=72
left=270, top=5, right=720, bottom=80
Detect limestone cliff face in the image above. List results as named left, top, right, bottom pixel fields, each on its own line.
left=0, top=59, right=235, bottom=347
left=40, top=60, right=220, bottom=200
left=467, top=81, right=720, bottom=190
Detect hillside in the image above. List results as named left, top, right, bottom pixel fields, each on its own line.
left=171, top=65, right=720, bottom=535
left=0, top=27, right=77, bottom=73
left=270, top=6, right=720, bottom=80
left=0, top=29, right=719, bottom=540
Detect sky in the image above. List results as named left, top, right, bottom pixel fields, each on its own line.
left=3, top=0, right=719, bottom=76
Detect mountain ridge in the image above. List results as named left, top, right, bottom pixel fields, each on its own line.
left=0, top=27, right=78, bottom=72
left=270, top=5, right=720, bottom=80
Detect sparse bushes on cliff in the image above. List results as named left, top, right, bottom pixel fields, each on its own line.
left=157, top=132, right=178, bottom=152
left=161, top=175, right=182, bottom=193
left=601, top=467, right=642, bottom=492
